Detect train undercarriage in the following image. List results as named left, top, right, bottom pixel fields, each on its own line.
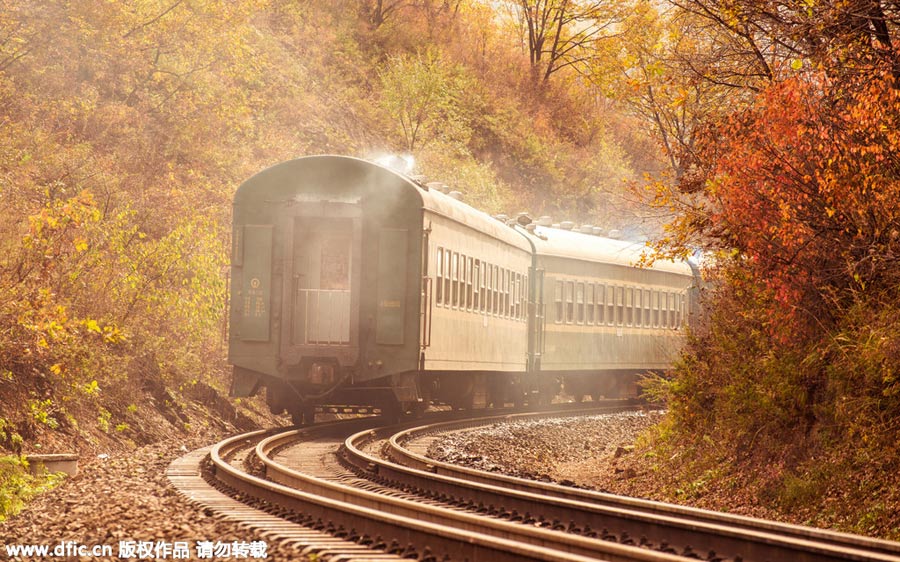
left=256, top=366, right=637, bottom=425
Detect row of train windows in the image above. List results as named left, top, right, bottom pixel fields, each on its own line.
left=434, top=247, right=527, bottom=321
left=554, top=280, right=685, bottom=329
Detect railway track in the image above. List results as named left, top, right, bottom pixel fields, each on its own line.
left=169, top=405, right=900, bottom=561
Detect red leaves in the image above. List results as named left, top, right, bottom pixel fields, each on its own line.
left=692, top=67, right=900, bottom=335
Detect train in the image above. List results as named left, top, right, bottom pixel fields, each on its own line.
left=228, top=155, right=699, bottom=422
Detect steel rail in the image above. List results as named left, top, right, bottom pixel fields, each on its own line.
left=254, top=422, right=690, bottom=562
left=208, top=420, right=618, bottom=561
left=339, top=411, right=900, bottom=562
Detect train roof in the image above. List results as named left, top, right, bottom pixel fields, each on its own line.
left=235, top=155, right=692, bottom=275
left=235, top=155, right=531, bottom=251
left=522, top=224, right=694, bottom=276
left=418, top=186, right=532, bottom=252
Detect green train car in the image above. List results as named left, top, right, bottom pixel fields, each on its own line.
left=228, top=155, right=698, bottom=422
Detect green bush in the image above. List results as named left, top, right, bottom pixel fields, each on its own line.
left=0, top=456, right=66, bottom=521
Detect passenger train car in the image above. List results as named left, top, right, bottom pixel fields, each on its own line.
left=228, top=155, right=698, bottom=422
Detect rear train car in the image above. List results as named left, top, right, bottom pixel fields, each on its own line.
left=228, top=155, right=533, bottom=421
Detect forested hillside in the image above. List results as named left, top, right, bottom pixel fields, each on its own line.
left=3, top=0, right=900, bottom=538
left=0, top=0, right=661, bottom=457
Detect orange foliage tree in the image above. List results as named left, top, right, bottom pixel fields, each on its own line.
left=672, top=66, right=900, bottom=335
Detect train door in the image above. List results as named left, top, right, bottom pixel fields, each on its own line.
left=292, top=218, right=353, bottom=344
left=281, top=207, right=361, bottom=369
left=527, top=267, right=546, bottom=371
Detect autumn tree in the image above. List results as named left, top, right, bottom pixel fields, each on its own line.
left=668, top=0, right=900, bottom=83
left=506, top=0, right=626, bottom=84
left=602, top=2, right=747, bottom=176
left=639, top=2, right=900, bottom=516
left=377, top=50, right=473, bottom=151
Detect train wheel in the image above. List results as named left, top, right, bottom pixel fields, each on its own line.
left=412, top=375, right=433, bottom=417
left=440, top=373, right=475, bottom=410
left=449, top=391, right=474, bottom=411
left=289, top=403, right=316, bottom=426
left=380, top=400, right=403, bottom=424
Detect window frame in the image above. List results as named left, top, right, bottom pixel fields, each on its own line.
left=554, top=279, right=564, bottom=323
left=435, top=247, right=444, bottom=305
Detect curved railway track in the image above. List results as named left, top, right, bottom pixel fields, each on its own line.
left=169, top=405, right=900, bottom=562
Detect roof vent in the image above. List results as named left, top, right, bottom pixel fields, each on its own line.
left=560, top=221, right=575, bottom=230
left=516, top=212, right=532, bottom=225
left=579, top=224, right=594, bottom=234
left=495, top=214, right=509, bottom=222
left=525, top=223, right=536, bottom=232
left=537, top=216, right=552, bottom=227
left=592, top=227, right=603, bottom=236
left=607, top=229, right=621, bottom=239
left=448, top=190, right=463, bottom=201
left=439, top=184, right=451, bottom=194
left=425, top=181, right=443, bottom=191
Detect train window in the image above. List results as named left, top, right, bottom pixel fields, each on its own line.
left=485, top=264, right=492, bottom=314
left=576, top=282, right=585, bottom=324
left=493, top=265, right=500, bottom=315
left=443, top=250, right=451, bottom=308
left=473, top=260, right=480, bottom=311
left=606, top=285, right=615, bottom=326
left=586, top=284, right=594, bottom=325
left=554, top=280, right=563, bottom=323
left=500, top=269, right=506, bottom=318
left=662, top=291, right=669, bottom=327
left=463, top=256, right=469, bottom=310
left=489, top=265, right=495, bottom=315
left=668, top=292, right=676, bottom=329
left=513, top=273, right=520, bottom=319
left=522, top=274, right=528, bottom=320
left=436, top=248, right=444, bottom=305
left=466, top=257, right=473, bottom=311
left=510, top=272, right=516, bottom=319
left=460, top=255, right=467, bottom=309
left=502, top=267, right=508, bottom=317
left=565, top=281, right=575, bottom=324
left=468, top=257, right=474, bottom=310
left=510, top=273, right=516, bottom=319
left=677, top=292, right=683, bottom=328
left=634, top=288, right=642, bottom=328
left=626, top=288, right=634, bottom=326
left=596, top=285, right=605, bottom=325
left=504, top=269, right=511, bottom=318
left=447, top=252, right=459, bottom=306
left=644, top=289, right=651, bottom=327
left=652, top=290, right=659, bottom=327
left=615, top=286, right=624, bottom=326
left=461, top=256, right=468, bottom=310
left=481, top=262, right=488, bottom=313
left=517, top=273, right=523, bottom=319
left=674, top=293, right=682, bottom=328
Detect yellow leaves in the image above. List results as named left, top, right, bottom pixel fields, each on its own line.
left=79, top=319, right=125, bottom=343
left=102, top=325, right=126, bottom=344
left=82, top=380, right=100, bottom=396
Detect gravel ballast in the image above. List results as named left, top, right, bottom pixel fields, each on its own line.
left=0, top=433, right=306, bottom=561
left=427, top=409, right=667, bottom=486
